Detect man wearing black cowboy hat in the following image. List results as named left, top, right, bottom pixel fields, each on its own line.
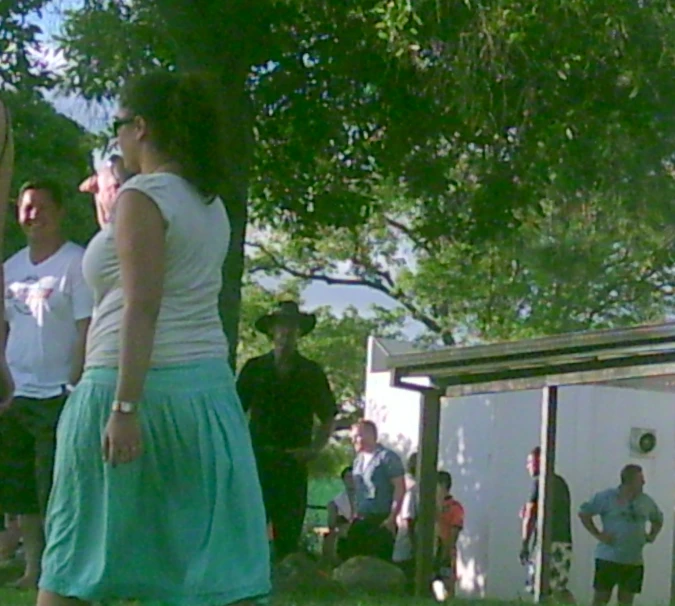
left=237, top=301, right=337, bottom=561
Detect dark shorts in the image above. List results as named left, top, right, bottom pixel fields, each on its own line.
left=339, top=515, right=395, bottom=562
left=594, top=559, right=644, bottom=595
left=0, top=393, right=67, bottom=516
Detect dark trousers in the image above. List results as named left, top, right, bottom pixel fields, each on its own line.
left=0, top=394, right=66, bottom=516
left=338, top=514, right=395, bottom=562
left=257, top=453, right=308, bottom=562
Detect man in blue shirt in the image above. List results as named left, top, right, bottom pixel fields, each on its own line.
left=339, top=420, right=405, bottom=562
left=579, top=464, right=663, bottom=606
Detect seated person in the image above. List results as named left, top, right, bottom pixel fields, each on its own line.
left=433, top=471, right=464, bottom=602
left=338, top=421, right=406, bottom=563
left=323, top=466, right=355, bottom=562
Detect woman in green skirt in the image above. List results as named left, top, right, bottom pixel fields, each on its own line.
left=36, top=71, right=271, bottom=606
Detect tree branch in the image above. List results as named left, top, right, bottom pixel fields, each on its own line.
left=246, top=241, right=454, bottom=342
left=385, top=216, right=433, bottom=254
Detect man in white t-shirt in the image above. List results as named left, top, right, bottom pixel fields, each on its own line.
left=0, top=179, right=92, bottom=589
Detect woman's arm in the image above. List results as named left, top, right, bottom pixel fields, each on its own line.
left=113, top=189, right=165, bottom=403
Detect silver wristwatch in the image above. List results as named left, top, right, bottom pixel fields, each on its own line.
left=111, top=400, right=138, bottom=414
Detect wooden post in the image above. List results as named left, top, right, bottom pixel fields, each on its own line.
left=414, top=388, right=442, bottom=597
left=534, top=385, right=558, bottom=602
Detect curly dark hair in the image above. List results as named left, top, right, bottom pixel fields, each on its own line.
left=119, top=70, right=227, bottom=200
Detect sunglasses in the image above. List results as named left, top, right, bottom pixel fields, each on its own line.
left=112, top=116, right=135, bottom=136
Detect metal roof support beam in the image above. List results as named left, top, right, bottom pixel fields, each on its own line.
left=534, top=386, right=558, bottom=602
left=393, top=374, right=442, bottom=598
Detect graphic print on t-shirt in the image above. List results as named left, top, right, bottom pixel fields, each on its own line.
left=3, top=243, right=93, bottom=398
left=7, top=275, right=58, bottom=316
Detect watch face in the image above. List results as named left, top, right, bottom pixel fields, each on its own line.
left=114, top=401, right=136, bottom=413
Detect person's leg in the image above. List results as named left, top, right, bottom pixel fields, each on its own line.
left=322, top=531, right=337, bottom=562
left=373, top=521, right=395, bottom=562
left=35, top=589, right=89, bottom=606
left=336, top=531, right=351, bottom=561
left=593, top=589, right=613, bottom=605
left=442, top=555, right=457, bottom=600
left=617, top=564, right=643, bottom=606
left=341, top=518, right=369, bottom=560
left=12, top=396, right=64, bottom=589
left=617, top=590, right=635, bottom=606
left=0, top=514, right=21, bottom=559
left=550, top=542, right=575, bottom=603
left=270, top=461, right=307, bottom=561
left=401, top=558, right=416, bottom=595
left=32, top=395, right=66, bottom=515
left=345, top=517, right=392, bottom=561
left=592, top=559, right=616, bottom=606
left=0, top=399, right=41, bottom=586
left=16, top=513, right=43, bottom=587
left=257, top=457, right=297, bottom=562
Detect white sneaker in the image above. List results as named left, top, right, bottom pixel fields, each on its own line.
left=432, top=579, right=449, bottom=602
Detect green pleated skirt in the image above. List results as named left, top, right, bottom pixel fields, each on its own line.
left=39, top=358, right=271, bottom=605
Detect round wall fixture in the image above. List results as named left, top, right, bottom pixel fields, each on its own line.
left=630, top=428, right=657, bottom=456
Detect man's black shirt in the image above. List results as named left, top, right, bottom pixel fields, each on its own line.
left=236, top=351, right=337, bottom=453
left=530, top=473, right=572, bottom=545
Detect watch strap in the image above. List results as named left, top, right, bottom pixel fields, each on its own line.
left=112, top=400, right=138, bottom=414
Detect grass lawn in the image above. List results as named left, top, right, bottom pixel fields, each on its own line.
left=0, top=480, right=472, bottom=606
left=0, top=592, right=517, bottom=606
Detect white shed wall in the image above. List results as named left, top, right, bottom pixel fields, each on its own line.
left=364, top=364, right=675, bottom=605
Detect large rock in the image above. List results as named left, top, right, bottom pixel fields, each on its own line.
left=274, top=552, right=345, bottom=596
left=332, top=555, right=406, bottom=594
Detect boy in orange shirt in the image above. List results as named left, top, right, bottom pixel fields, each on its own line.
left=433, top=471, right=464, bottom=601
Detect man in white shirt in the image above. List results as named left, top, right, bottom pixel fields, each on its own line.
left=0, top=179, right=92, bottom=589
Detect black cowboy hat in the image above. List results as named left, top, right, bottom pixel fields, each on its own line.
left=255, top=301, right=317, bottom=337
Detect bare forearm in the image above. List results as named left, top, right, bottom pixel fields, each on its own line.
left=69, top=352, right=85, bottom=386
left=390, top=483, right=405, bottom=519
left=69, top=321, right=90, bottom=385
left=648, top=520, right=663, bottom=540
left=579, top=514, right=602, bottom=539
left=115, top=305, right=159, bottom=403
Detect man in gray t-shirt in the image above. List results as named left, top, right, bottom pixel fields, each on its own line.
left=338, top=420, right=405, bottom=562
left=579, top=464, right=663, bottom=606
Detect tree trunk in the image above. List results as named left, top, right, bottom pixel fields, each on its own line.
left=159, top=1, right=259, bottom=369
left=218, top=85, right=253, bottom=369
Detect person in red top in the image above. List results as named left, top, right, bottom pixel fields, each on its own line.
left=434, top=470, right=464, bottom=601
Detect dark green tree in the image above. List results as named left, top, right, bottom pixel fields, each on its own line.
left=17, top=0, right=675, bottom=353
